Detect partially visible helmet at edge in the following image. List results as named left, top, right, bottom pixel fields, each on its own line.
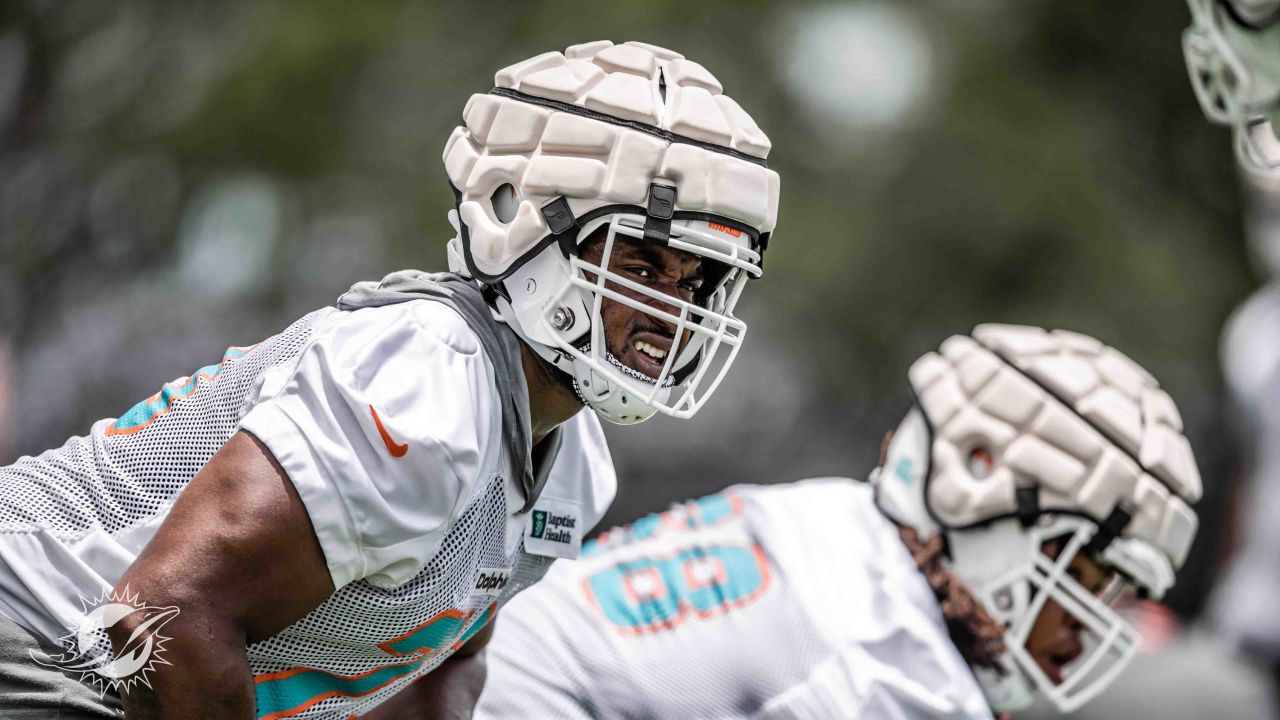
left=1184, top=0, right=1280, bottom=172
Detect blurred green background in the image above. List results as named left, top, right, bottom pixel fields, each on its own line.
left=0, top=1, right=1258, bottom=619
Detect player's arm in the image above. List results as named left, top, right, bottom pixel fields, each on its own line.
left=107, top=430, right=335, bottom=719
left=357, top=620, right=495, bottom=720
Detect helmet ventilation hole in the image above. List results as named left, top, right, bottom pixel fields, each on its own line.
left=491, top=183, right=519, bottom=224
left=967, top=446, right=995, bottom=479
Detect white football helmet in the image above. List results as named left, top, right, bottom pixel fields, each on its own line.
left=1184, top=0, right=1280, bottom=171
left=872, top=325, right=1201, bottom=713
left=443, top=40, right=781, bottom=424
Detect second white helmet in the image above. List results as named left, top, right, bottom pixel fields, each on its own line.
left=874, top=325, right=1201, bottom=713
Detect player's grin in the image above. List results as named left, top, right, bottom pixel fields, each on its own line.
left=623, top=329, right=674, bottom=380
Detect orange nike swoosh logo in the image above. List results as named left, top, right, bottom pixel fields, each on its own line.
left=369, top=404, right=408, bottom=458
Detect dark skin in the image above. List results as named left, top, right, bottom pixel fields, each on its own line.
left=108, top=431, right=335, bottom=719
left=108, top=235, right=702, bottom=719
left=1023, top=542, right=1116, bottom=686
left=578, top=229, right=704, bottom=381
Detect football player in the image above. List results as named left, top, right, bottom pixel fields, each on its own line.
left=1185, top=0, right=1280, bottom=702
left=473, top=325, right=1200, bottom=718
left=0, top=40, right=780, bottom=719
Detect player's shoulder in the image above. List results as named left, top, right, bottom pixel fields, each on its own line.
left=312, top=299, right=483, bottom=357
left=736, top=477, right=914, bottom=588
left=722, top=477, right=896, bottom=571
left=300, top=299, right=497, bottom=396
left=272, top=299, right=505, bottom=463
left=399, top=298, right=484, bottom=355
left=734, top=476, right=875, bottom=518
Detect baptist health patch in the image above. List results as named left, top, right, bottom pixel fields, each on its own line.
left=524, top=497, right=582, bottom=559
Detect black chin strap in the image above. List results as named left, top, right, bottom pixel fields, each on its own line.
left=1015, top=486, right=1040, bottom=527
left=1084, top=506, right=1133, bottom=556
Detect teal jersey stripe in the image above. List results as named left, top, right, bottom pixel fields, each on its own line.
left=111, top=346, right=251, bottom=432
left=255, top=604, right=493, bottom=719
left=255, top=659, right=426, bottom=719
left=382, top=613, right=469, bottom=657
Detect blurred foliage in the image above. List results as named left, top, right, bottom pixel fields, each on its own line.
left=0, top=0, right=1257, bottom=616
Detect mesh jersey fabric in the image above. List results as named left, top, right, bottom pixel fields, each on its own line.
left=475, top=478, right=992, bottom=720
left=0, top=297, right=616, bottom=719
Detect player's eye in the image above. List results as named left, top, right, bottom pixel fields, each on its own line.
left=622, top=265, right=655, bottom=281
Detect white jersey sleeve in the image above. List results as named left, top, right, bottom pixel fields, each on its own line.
left=476, top=478, right=992, bottom=720
left=240, top=300, right=502, bottom=589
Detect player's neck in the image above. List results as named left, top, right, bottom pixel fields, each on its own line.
left=520, top=343, right=584, bottom=446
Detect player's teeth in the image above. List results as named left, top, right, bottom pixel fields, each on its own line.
left=634, top=340, right=667, bottom=360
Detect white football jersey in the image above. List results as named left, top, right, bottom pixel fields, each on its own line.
left=476, top=478, right=992, bottom=720
left=0, top=299, right=616, bottom=719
